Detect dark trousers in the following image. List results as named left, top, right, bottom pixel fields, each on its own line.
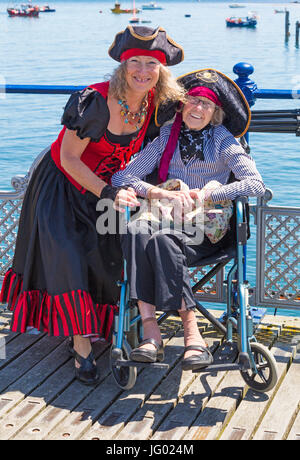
left=121, top=219, right=225, bottom=312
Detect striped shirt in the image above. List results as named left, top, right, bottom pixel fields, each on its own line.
left=111, top=124, right=265, bottom=202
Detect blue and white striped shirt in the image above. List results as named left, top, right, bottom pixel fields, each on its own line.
left=111, top=124, right=265, bottom=202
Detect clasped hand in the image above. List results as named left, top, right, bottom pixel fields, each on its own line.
left=114, top=187, right=141, bottom=212
left=149, top=188, right=212, bottom=222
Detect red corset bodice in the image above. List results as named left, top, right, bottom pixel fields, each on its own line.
left=51, top=81, right=155, bottom=194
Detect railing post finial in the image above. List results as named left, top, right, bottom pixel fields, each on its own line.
left=233, top=62, right=257, bottom=107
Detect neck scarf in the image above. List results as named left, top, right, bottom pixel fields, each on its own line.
left=178, top=123, right=211, bottom=165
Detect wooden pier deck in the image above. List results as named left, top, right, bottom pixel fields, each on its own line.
left=0, top=307, right=300, bottom=441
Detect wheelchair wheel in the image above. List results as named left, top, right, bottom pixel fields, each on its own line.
left=240, top=342, right=278, bottom=393
left=110, top=339, right=137, bottom=390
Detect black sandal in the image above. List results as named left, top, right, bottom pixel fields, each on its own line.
left=181, top=345, right=213, bottom=371
left=130, top=338, right=164, bottom=363
left=73, top=348, right=100, bottom=386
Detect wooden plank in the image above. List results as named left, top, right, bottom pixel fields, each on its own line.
left=80, top=332, right=187, bottom=441
left=252, top=352, right=300, bottom=440
left=14, top=314, right=182, bottom=440
left=11, top=341, right=109, bottom=440
left=220, top=344, right=296, bottom=440
left=287, top=409, right=300, bottom=440
left=32, top=348, right=122, bottom=440
left=183, top=366, right=246, bottom=440
left=44, top=317, right=184, bottom=440
left=115, top=361, right=202, bottom=440
left=0, top=339, right=70, bottom=420
left=0, top=335, right=62, bottom=391
left=150, top=341, right=237, bottom=441
left=183, top=332, right=278, bottom=441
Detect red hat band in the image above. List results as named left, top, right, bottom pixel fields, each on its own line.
left=188, top=86, right=222, bottom=107
left=120, top=48, right=167, bottom=65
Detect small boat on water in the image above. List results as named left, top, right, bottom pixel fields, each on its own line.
left=226, top=15, right=257, bottom=28
left=39, top=5, right=55, bottom=12
left=229, top=3, right=246, bottom=8
left=274, top=8, right=286, bottom=13
left=111, top=2, right=140, bottom=14
left=141, top=2, right=163, bottom=9
left=7, top=4, right=39, bottom=16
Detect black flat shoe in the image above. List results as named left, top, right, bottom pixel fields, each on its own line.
left=74, top=349, right=100, bottom=386
left=181, top=345, right=213, bottom=371
left=130, top=338, right=164, bottom=363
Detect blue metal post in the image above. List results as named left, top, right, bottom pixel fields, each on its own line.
left=236, top=199, right=248, bottom=354
left=233, top=62, right=257, bottom=143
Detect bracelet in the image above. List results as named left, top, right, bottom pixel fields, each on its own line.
left=100, top=184, right=121, bottom=201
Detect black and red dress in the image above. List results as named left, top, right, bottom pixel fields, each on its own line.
left=0, top=82, right=155, bottom=342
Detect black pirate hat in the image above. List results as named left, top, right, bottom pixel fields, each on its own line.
left=155, top=68, right=251, bottom=138
left=108, top=26, right=184, bottom=67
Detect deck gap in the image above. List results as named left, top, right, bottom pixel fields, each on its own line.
left=283, top=402, right=300, bottom=439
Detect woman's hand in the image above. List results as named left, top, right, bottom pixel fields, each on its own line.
left=189, top=188, right=212, bottom=203
left=114, top=187, right=141, bottom=212
left=148, top=187, right=194, bottom=221
left=149, top=188, right=194, bottom=211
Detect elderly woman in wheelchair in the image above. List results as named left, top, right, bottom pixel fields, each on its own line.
left=112, top=69, right=265, bottom=372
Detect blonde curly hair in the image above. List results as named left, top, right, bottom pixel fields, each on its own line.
left=108, top=61, right=185, bottom=106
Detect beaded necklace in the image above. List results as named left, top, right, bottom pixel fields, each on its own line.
left=118, top=95, right=148, bottom=130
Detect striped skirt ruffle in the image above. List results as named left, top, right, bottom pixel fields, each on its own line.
left=0, top=268, right=118, bottom=342
left=0, top=151, right=123, bottom=341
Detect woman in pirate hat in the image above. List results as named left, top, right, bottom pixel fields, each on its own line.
left=112, top=69, right=265, bottom=371
left=0, top=26, right=184, bottom=385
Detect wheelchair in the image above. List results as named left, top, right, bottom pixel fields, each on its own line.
left=110, top=196, right=279, bottom=393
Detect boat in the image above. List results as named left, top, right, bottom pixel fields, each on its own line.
left=141, top=2, right=163, bottom=10
left=7, top=4, right=39, bottom=16
left=111, top=2, right=140, bottom=14
left=226, top=16, right=257, bottom=28
left=229, top=4, right=246, bottom=8
left=274, top=8, right=286, bottom=13
left=39, top=5, right=56, bottom=12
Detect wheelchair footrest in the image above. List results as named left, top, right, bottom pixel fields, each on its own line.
left=250, top=307, right=267, bottom=325
left=115, top=360, right=169, bottom=369
left=192, top=362, right=250, bottom=373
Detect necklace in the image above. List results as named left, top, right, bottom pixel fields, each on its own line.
left=118, top=95, right=148, bottom=129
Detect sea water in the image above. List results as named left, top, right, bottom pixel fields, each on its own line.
left=0, top=0, right=299, bottom=316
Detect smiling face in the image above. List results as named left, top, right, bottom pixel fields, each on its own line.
left=125, top=55, right=161, bottom=96
left=182, top=95, right=216, bottom=131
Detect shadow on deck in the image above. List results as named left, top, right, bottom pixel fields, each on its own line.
left=0, top=308, right=300, bottom=441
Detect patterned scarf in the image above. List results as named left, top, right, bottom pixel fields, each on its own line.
left=178, top=123, right=211, bottom=165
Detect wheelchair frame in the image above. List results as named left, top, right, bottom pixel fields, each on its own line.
left=110, top=197, right=279, bottom=393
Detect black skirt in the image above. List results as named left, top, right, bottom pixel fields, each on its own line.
left=0, top=151, right=123, bottom=341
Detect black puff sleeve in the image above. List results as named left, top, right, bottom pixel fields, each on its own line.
left=61, top=87, right=110, bottom=142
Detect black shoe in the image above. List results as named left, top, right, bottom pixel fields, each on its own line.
left=73, top=349, right=100, bottom=386
left=181, top=345, right=213, bottom=371
left=130, top=338, right=164, bottom=363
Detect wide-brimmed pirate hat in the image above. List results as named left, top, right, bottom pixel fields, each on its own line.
left=156, top=68, right=251, bottom=137
left=108, top=26, right=184, bottom=66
